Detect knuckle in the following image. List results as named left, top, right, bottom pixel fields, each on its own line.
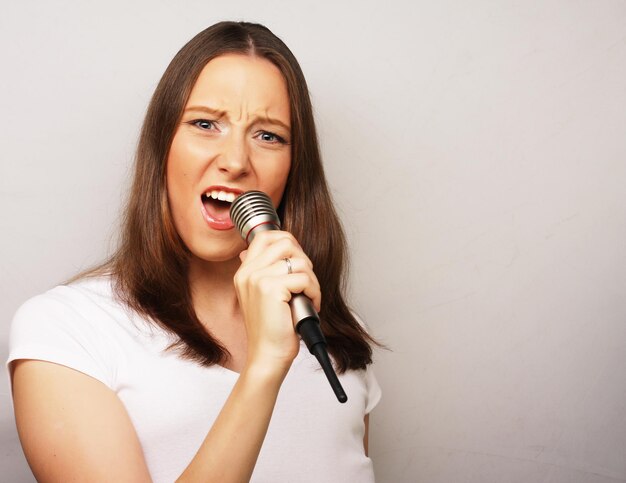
left=233, top=271, right=244, bottom=287
left=278, top=237, right=293, bottom=251
left=248, top=271, right=262, bottom=285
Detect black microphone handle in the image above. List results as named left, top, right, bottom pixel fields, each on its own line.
left=296, top=314, right=348, bottom=404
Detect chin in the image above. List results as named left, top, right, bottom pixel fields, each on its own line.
left=189, top=240, right=245, bottom=264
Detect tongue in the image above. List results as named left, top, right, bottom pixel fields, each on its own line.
left=203, top=197, right=232, bottom=221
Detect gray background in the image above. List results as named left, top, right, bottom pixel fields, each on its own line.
left=1, top=1, right=625, bottom=482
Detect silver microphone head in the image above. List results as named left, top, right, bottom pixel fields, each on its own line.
left=230, top=191, right=281, bottom=244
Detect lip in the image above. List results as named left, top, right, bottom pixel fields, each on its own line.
left=200, top=185, right=244, bottom=230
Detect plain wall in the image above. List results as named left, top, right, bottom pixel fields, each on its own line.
left=1, top=1, right=625, bottom=481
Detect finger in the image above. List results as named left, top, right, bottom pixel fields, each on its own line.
left=263, top=259, right=322, bottom=309
left=239, top=249, right=248, bottom=262
left=276, top=273, right=322, bottom=312
left=245, top=230, right=303, bottom=260
left=243, top=236, right=311, bottom=273
left=240, top=261, right=322, bottom=312
left=243, top=257, right=318, bottom=290
left=270, top=257, right=310, bottom=277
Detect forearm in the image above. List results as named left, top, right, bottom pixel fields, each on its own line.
left=176, top=230, right=318, bottom=482
left=176, top=363, right=287, bottom=483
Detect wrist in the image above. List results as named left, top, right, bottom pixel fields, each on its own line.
left=242, top=358, right=291, bottom=388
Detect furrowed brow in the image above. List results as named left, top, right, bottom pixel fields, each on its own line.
left=254, top=115, right=290, bottom=132
left=184, top=106, right=290, bottom=132
left=184, top=106, right=225, bottom=117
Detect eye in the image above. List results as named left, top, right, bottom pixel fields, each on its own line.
left=256, top=131, right=287, bottom=144
left=190, top=119, right=217, bottom=131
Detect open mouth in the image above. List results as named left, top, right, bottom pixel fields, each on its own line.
left=200, top=188, right=241, bottom=230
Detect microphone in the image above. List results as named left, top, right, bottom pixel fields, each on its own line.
left=230, top=191, right=348, bottom=403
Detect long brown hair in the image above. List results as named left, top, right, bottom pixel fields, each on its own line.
left=106, top=21, right=377, bottom=372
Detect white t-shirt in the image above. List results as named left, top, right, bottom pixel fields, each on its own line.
left=7, top=276, right=381, bottom=482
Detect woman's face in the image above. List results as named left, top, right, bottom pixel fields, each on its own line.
left=167, top=54, right=292, bottom=262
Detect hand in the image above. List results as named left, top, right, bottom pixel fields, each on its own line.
left=234, top=230, right=322, bottom=375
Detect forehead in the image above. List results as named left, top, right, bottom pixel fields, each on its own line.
left=185, top=54, right=290, bottom=123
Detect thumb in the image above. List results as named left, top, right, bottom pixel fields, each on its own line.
left=239, top=249, right=248, bottom=263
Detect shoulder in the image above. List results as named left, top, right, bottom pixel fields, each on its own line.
left=18, top=275, right=109, bottom=308
left=11, top=276, right=119, bottom=336
left=7, top=275, right=138, bottom=388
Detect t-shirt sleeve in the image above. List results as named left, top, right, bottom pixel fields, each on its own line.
left=364, top=363, right=382, bottom=414
left=6, top=290, right=114, bottom=388
left=351, top=311, right=382, bottom=414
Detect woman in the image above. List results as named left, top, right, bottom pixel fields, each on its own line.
left=8, top=21, right=380, bottom=482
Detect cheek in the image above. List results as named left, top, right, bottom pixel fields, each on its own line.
left=165, top=153, right=193, bottom=228
left=167, top=131, right=216, bottom=185
left=166, top=137, right=197, bottom=200
left=263, top=155, right=291, bottom=203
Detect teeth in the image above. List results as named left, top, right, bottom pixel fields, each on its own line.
left=205, top=190, right=237, bottom=203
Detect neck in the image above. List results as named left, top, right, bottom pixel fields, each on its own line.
left=188, top=256, right=241, bottom=321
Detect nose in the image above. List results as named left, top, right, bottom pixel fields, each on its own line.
left=216, top=131, right=250, bottom=178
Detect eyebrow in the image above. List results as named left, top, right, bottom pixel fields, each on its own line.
left=184, top=105, right=291, bottom=131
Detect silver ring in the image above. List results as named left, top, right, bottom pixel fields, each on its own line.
left=284, top=257, right=293, bottom=274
